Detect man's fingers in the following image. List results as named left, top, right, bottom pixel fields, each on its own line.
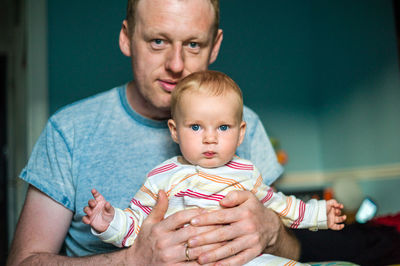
left=175, top=224, right=222, bottom=246
left=188, top=224, right=237, bottom=247
left=187, top=242, right=227, bottom=261
left=215, top=250, right=254, bottom=266
left=161, top=208, right=207, bottom=231
left=197, top=236, right=255, bottom=265
left=211, top=249, right=254, bottom=266
left=191, top=207, right=241, bottom=226
left=219, top=190, right=249, bottom=208
left=146, top=190, right=169, bottom=224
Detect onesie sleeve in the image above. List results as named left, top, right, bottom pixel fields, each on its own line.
left=91, top=207, right=131, bottom=247
left=236, top=160, right=328, bottom=231
left=262, top=190, right=328, bottom=230
left=93, top=177, right=160, bottom=247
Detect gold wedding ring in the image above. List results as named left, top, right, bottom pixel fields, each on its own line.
left=185, top=243, right=190, bottom=261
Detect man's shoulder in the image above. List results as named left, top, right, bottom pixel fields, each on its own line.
left=45, top=85, right=125, bottom=138
left=243, top=105, right=260, bottom=122
left=53, top=86, right=121, bottom=119
left=243, top=105, right=262, bottom=133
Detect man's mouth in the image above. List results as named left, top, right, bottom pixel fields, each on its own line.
left=159, top=80, right=178, bottom=92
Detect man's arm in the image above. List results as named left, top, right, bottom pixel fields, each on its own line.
left=7, top=187, right=223, bottom=265
left=186, top=190, right=301, bottom=265
left=6, top=185, right=125, bottom=265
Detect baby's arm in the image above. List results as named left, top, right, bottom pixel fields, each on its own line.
left=82, top=188, right=115, bottom=233
left=82, top=180, right=160, bottom=248
left=326, top=199, right=346, bottom=230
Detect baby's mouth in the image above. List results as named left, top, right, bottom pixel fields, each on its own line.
left=203, top=151, right=216, bottom=158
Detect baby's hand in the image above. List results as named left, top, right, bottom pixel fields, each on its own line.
left=326, top=199, right=346, bottom=230
left=82, top=188, right=115, bottom=233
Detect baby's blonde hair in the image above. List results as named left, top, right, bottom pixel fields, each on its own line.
left=171, top=70, right=243, bottom=120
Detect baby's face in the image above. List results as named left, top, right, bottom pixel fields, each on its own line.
left=169, top=91, right=246, bottom=168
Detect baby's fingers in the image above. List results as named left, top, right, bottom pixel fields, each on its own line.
left=82, top=215, right=90, bottom=225
left=331, top=215, right=346, bottom=230
left=83, top=206, right=93, bottom=216
left=91, top=188, right=105, bottom=201
left=336, top=203, right=344, bottom=209
left=336, top=214, right=346, bottom=223
left=331, top=223, right=345, bottom=230
left=88, top=199, right=98, bottom=208
left=334, top=207, right=342, bottom=216
left=104, top=201, right=113, bottom=214
left=332, top=202, right=343, bottom=209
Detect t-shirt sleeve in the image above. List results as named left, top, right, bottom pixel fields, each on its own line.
left=249, top=119, right=283, bottom=185
left=19, top=119, right=76, bottom=211
left=238, top=108, right=283, bottom=185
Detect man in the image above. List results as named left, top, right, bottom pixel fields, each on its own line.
left=7, top=0, right=300, bottom=265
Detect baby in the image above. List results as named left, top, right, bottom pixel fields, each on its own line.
left=83, top=70, right=346, bottom=264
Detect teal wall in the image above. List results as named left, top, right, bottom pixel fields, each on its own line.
left=47, top=1, right=400, bottom=214
left=313, top=1, right=400, bottom=170
left=48, top=1, right=131, bottom=112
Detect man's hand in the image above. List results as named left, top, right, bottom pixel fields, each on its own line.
left=186, top=190, right=297, bottom=265
left=126, top=190, right=225, bottom=265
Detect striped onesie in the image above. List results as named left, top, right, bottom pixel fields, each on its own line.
left=93, top=156, right=325, bottom=265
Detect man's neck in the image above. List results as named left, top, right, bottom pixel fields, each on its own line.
left=126, top=81, right=171, bottom=120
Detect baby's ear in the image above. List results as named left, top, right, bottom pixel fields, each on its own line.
left=237, top=121, right=246, bottom=147
left=167, top=119, right=179, bottom=143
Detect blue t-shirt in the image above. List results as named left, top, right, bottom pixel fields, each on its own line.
left=20, top=84, right=283, bottom=257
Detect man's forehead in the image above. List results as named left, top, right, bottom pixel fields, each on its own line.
left=136, top=0, right=215, bottom=30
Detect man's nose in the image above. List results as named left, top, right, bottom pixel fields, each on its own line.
left=165, top=44, right=184, bottom=74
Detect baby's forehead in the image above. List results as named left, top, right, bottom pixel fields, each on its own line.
left=180, top=89, right=243, bottom=114
left=182, top=86, right=240, bottom=99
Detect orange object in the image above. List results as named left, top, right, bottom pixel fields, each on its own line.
left=323, top=187, right=334, bottom=200
left=276, top=150, right=288, bottom=165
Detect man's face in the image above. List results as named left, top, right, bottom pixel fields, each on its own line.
left=123, top=0, right=222, bottom=119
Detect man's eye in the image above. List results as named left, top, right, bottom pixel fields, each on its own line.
left=188, top=42, right=199, bottom=49
left=219, top=125, right=229, bottom=131
left=151, top=39, right=164, bottom=48
left=191, top=124, right=200, bottom=131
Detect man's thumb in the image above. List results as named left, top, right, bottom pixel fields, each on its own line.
left=148, top=190, right=168, bottom=223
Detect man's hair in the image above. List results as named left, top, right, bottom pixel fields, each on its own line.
left=171, top=70, right=243, bottom=120
left=126, top=0, right=220, bottom=38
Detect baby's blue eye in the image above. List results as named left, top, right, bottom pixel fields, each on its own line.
left=219, top=125, right=229, bottom=131
left=191, top=124, right=200, bottom=131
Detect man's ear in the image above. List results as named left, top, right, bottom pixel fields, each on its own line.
left=119, top=20, right=132, bottom=57
left=209, top=29, right=223, bottom=64
left=168, top=119, right=179, bottom=143
left=237, top=121, right=246, bottom=147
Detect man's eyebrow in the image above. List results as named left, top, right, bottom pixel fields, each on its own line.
left=144, top=28, right=211, bottom=42
left=143, top=28, right=168, bottom=37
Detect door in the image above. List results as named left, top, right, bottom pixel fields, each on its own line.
left=0, top=55, right=8, bottom=263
